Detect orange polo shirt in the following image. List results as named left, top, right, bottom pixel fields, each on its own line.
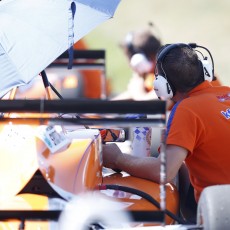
left=166, top=81, right=230, bottom=202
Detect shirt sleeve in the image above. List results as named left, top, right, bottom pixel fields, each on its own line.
left=166, top=103, right=204, bottom=154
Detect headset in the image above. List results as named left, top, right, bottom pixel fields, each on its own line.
left=153, top=43, right=215, bottom=99
left=125, top=32, right=154, bottom=75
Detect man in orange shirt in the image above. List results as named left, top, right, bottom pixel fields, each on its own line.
left=102, top=43, right=230, bottom=221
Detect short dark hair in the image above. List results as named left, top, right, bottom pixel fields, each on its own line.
left=122, top=29, right=162, bottom=60
left=162, top=46, right=203, bottom=93
left=132, top=29, right=161, bottom=58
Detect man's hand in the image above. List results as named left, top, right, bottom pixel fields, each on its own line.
left=102, top=143, right=123, bottom=170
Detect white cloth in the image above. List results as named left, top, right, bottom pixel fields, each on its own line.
left=113, top=72, right=158, bottom=101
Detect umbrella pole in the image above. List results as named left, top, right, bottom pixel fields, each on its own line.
left=9, top=87, right=17, bottom=100
left=40, top=70, right=52, bottom=100
left=40, top=70, right=69, bottom=133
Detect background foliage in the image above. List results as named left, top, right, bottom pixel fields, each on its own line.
left=84, top=0, right=230, bottom=96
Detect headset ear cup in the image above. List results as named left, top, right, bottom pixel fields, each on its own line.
left=153, top=75, right=173, bottom=99
left=200, top=58, right=213, bottom=82
left=130, top=53, right=153, bottom=75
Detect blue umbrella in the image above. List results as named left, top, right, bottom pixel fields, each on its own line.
left=0, top=0, right=121, bottom=97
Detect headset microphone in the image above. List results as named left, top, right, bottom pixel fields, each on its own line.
left=188, top=43, right=215, bottom=82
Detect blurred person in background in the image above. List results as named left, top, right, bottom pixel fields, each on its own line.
left=112, top=23, right=162, bottom=101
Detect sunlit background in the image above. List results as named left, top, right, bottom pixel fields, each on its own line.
left=84, top=0, right=230, bottom=96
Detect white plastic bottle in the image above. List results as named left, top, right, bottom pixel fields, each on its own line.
left=131, top=126, right=152, bottom=157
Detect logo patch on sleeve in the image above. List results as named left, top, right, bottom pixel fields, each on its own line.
left=221, top=108, right=230, bottom=119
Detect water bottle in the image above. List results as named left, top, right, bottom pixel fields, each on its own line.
left=126, top=114, right=152, bottom=157
left=131, top=126, right=152, bottom=157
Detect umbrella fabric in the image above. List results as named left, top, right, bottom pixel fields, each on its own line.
left=0, top=0, right=120, bottom=97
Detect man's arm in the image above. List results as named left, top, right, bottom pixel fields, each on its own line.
left=102, top=143, right=188, bottom=183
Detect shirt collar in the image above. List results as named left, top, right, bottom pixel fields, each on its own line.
left=188, top=81, right=213, bottom=96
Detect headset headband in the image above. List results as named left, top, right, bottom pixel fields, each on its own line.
left=157, top=43, right=192, bottom=63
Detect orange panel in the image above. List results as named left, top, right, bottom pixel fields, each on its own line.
left=102, top=172, right=179, bottom=225
left=38, top=138, right=103, bottom=194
